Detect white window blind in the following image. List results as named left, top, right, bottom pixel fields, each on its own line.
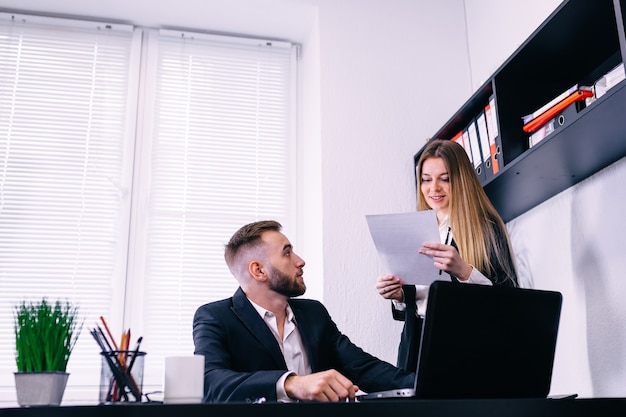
left=0, top=13, right=140, bottom=401
left=129, top=30, right=296, bottom=389
left=0, top=13, right=296, bottom=404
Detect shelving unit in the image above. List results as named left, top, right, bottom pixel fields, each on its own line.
left=414, top=0, right=626, bottom=223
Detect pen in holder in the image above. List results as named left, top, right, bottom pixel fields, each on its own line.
left=99, top=350, right=146, bottom=404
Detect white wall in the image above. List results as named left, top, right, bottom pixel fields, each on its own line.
left=3, top=0, right=625, bottom=400
left=313, top=0, right=470, bottom=362
left=464, top=0, right=564, bottom=91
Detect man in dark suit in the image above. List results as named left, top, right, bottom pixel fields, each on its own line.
left=193, top=220, right=415, bottom=403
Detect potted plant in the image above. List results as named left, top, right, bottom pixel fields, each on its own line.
left=13, top=299, right=82, bottom=407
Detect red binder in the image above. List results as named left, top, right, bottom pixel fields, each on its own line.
left=522, top=88, right=594, bottom=133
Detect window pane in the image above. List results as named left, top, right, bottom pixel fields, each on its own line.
left=0, top=13, right=139, bottom=402
left=129, top=30, right=295, bottom=389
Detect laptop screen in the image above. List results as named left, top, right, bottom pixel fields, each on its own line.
left=413, top=281, right=562, bottom=399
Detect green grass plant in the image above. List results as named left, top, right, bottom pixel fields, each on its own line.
left=14, top=299, right=82, bottom=372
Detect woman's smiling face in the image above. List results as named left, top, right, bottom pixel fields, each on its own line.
left=420, top=157, right=450, bottom=218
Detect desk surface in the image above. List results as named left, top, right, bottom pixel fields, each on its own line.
left=1, top=398, right=626, bottom=417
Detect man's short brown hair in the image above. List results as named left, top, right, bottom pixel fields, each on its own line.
left=224, top=220, right=282, bottom=270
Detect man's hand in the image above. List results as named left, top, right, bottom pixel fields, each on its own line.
left=284, top=369, right=359, bottom=402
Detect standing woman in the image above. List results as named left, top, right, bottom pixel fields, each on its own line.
left=376, top=139, right=518, bottom=372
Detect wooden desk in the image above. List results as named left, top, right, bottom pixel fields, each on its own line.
left=1, top=398, right=626, bottom=417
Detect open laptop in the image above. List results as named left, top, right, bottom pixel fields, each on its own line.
left=360, top=280, right=562, bottom=400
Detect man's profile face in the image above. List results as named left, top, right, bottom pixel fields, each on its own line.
left=260, top=230, right=306, bottom=297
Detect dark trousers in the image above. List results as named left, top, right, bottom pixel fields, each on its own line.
left=395, top=285, right=423, bottom=372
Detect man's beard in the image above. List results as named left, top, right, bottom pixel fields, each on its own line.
left=267, top=265, right=306, bottom=297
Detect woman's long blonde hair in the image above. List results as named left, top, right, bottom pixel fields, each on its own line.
left=416, top=139, right=517, bottom=284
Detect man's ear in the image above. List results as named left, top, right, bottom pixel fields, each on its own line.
left=248, top=260, right=266, bottom=282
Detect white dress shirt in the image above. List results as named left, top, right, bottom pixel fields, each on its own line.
left=249, top=299, right=311, bottom=401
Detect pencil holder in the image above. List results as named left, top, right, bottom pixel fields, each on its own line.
left=99, top=350, right=146, bottom=404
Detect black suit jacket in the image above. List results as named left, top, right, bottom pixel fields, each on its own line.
left=193, top=287, right=415, bottom=402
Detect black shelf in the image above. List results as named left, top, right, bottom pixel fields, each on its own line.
left=485, top=80, right=626, bottom=222
left=415, top=0, right=626, bottom=223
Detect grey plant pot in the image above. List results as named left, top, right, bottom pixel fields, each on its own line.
left=14, top=371, right=69, bottom=407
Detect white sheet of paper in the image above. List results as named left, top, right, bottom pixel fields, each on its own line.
left=366, top=211, right=441, bottom=285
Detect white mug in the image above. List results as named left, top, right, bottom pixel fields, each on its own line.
left=163, top=355, right=204, bottom=404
